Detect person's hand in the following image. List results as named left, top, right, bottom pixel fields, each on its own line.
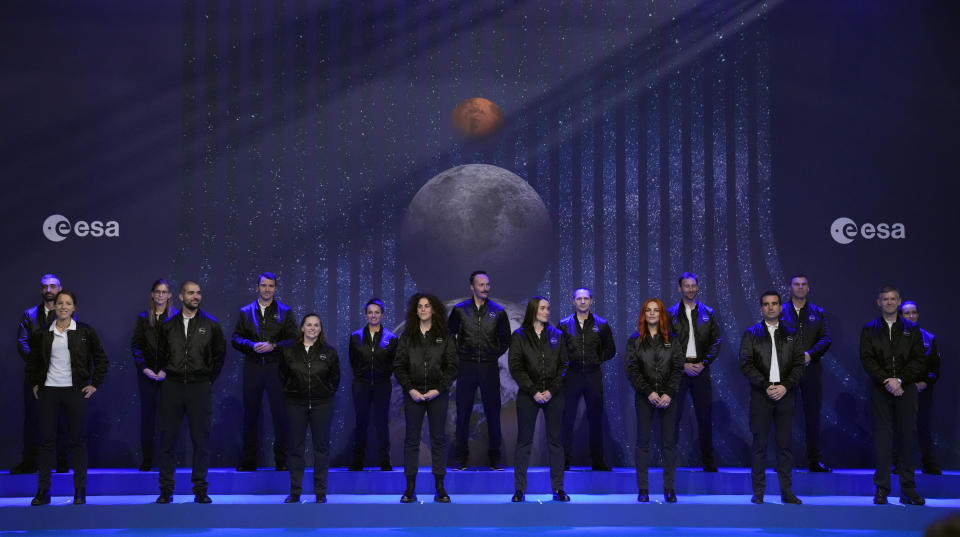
left=541, top=390, right=552, bottom=402
left=648, top=392, right=661, bottom=406
left=253, top=342, right=275, bottom=353
left=804, top=352, right=812, bottom=366
left=916, top=381, right=928, bottom=393
left=423, top=389, right=440, bottom=401
left=81, top=385, right=97, bottom=399
left=684, top=363, right=703, bottom=376
left=658, top=394, right=672, bottom=408
left=883, top=378, right=903, bottom=396
left=408, top=389, right=425, bottom=402
left=156, top=370, right=167, bottom=381
left=32, top=385, right=39, bottom=399
left=766, top=385, right=787, bottom=400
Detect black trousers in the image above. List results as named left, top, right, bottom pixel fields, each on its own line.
left=749, top=388, right=795, bottom=495
left=797, top=361, right=824, bottom=463
left=351, top=380, right=392, bottom=464
left=158, top=381, right=211, bottom=494
left=287, top=399, right=333, bottom=495
left=20, top=378, right=67, bottom=468
left=37, top=387, right=87, bottom=489
left=917, top=384, right=936, bottom=466
left=403, top=392, right=449, bottom=477
left=514, top=391, right=565, bottom=492
left=561, top=367, right=605, bottom=465
left=634, top=393, right=678, bottom=490
left=241, top=359, right=289, bottom=465
left=676, top=367, right=714, bottom=465
left=137, top=373, right=163, bottom=466
left=454, top=360, right=502, bottom=462
left=870, top=382, right=918, bottom=491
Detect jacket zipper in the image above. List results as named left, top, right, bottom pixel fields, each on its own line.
left=307, top=348, right=313, bottom=410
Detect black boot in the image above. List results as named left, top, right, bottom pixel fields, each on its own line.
left=434, top=474, right=450, bottom=503
left=73, top=487, right=86, bottom=505
left=31, top=489, right=50, bottom=506
left=400, top=475, right=417, bottom=503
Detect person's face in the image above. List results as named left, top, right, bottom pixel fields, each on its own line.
left=573, top=290, right=592, bottom=314
left=257, top=277, right=277, bottom=302
left=679, top=278, right=699, bottom=302
left=41, top=277, right=62, bottom=303
left=366, top=304, right=383, bottom=327
left=877, top=290, right=901, bottom=317
left=644, top=302, right=660, bottom=327
left=180, top=283, right=202, bottom=310
left=152, top=284, right=171, bottom=309
left=54, top=294, right=75, bottom=321
left=790, top=277, right=810, bottom=301
left=417, top=298, right=433, bottom=323
left=470, top=274, right=491, bottom=301
left=900, top=304, right=919, bottom=323
left=302, top=315, right=322, bottom=341
left=536, top=299, right=550, bottom=324
left=761, top=295, right=782, bottom=323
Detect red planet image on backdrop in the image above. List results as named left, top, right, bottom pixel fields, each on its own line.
left=450, top=97, right=504, bottom=138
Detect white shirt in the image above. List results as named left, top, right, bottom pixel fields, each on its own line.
left=886, top=320, right=895, bottom=340
left=766, top=322, right=781, bottom=383
left=182, top=314, right=195, bottom=338
left=46, top=319, right=77, bottom=387
left=685, top=305, right=697, bottom=358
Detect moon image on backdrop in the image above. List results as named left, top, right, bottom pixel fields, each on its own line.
left=400, top=164, right=553, bottom=300
left=450, top=97, right=505, bottom=139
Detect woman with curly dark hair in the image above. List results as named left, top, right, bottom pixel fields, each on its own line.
left=625, top=298, right=683, bottom=503
left=394, top=293, right=458, bottom=504
left=28, top=290, right=108, bottom=506
left=130, top=278, right=177, bottom=471
left=508, top=296, right=569, bottom=503
left=279, top=313, right=340, bottom=504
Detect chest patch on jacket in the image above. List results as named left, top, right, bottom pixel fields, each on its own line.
left=198, top=327, right=207, bottom=335
left=435, top=337, right=444, bottom=344
left=809, top=315, right=816, bottom=322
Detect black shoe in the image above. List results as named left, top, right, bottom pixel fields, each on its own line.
left=194, top=492, right=212, bottom=504
left=511, top=490, right=525, bottom=502
left=73, top=488, right=86, bottom=505
left=10, top=462, right=37, bottom=474
left=873, top=488, right=889, bottom=505
left=809, top=461, right=832, bottom=473
left=637, top=489, right=649, bottom=502
left=664, top=489, right=677, bottom=503
left=316, top=494, right=327, bottom=503
left=451, top=460, right=467, bottom=471
left=274, top=464, right=288, bottom=472
left=401, top=476, right=417, bottom=503
left=900, top=491, right=925, bottom=506
left=236, top=463, right=257, bottom=472
left=31, top=489, right=50, bottom=506
left=703, top=463, right=719, bottom=472
left=781, top=493, right=802, bottom=504
left=56, top=464, right=69, bottom=474
left=138, top=462, right=152, bottom=472
left=922, top=463, right=942, bottom=475
left=380, top=463, right=393, bottom=471
left=489, top=462, right=504, bottom=471
left=284, top=494, right=300, bottom=503
left=156, top=492, right=173, bottom=504
left=400, top=491, right=417, bottom=503
left=750, top=494, right=763, bottom=504
left=434, top=475, right=450, bottom=503
left=592, top=462, right=612, bottom=472
left=553, top=489, right=570, bottom=502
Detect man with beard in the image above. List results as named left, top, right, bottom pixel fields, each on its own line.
left=156, top=281, right=226, bottom=504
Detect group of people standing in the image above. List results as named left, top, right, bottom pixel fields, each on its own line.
left=12, top=270, right=941, bottom=507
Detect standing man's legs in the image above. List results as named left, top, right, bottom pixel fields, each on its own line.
left=583, top=368, right=606, bottom=468
left=263, top=360, right=289, bottom=469
left=239, top=360, right=266, bottom=468
left=185, top=383, right=213, bottom=496
left=478, top=361, right=502, bottom=466
left=798, top=361, right=824, bottom=467
left=561, top=369, right=586, bottom=467
left=454, top=361, right=479, bottom=467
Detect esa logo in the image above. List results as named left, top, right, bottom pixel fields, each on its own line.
left=829, top=217, right=904, bottom=245
left=43, top=214, right=119, bottom=243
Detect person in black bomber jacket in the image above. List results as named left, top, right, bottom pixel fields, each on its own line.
left=130, top=278, right=178, bottom=471
left=558, top=287, right=616, bottom=471
left=900, top=301, right=943, bottom=475
left=739, top=291, right=804, bottom=505
left=232, top=272, right=298, bottom=472
left=667, top=272, right=723, bottom=472
left=280, top=313, right=340, bottom=504
left=394, top=293, right=458, bottom=504
left=449, top=270, right=510, bottom=470
left=27, top=290, right=108, bottom=506
left=861, top=285, right=926, bottom=506
left=348, top=298, right=398, bottom=471
left=626, top=298, right=683, bottom=504
left=155, top=281, right=226, bottom=505
left=508, top=296, right=570, bottom=503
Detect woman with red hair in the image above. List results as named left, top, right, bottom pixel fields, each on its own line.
left=625, top=298, right=684, bottom=503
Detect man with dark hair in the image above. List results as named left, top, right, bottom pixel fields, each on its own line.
left=12, top=274, right=66, bottom=474
left=558, top=287, right=616, bottom=471
left=156, top=281, right=226, bottom=504
left=779, top=273, right=832, bottom=472
left=739, top=291, right=804, bottom=505
left=449, top=270, right=511, bottom=470
left=860, top=285, right=926, bottom=505
left=899, top=301, right=942, bottom=475
left=667, top=272, right=722, bottom=472
left=233, top=272, right=298, bottom=471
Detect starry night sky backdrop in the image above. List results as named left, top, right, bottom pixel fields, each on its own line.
left=1, top=1, right=958, bottom=470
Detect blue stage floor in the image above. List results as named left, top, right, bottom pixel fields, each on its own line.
left=0, top=528, right=936, bottom=537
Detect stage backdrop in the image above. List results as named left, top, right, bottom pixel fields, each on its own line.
left=2, top=0, right=958, bottom=470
